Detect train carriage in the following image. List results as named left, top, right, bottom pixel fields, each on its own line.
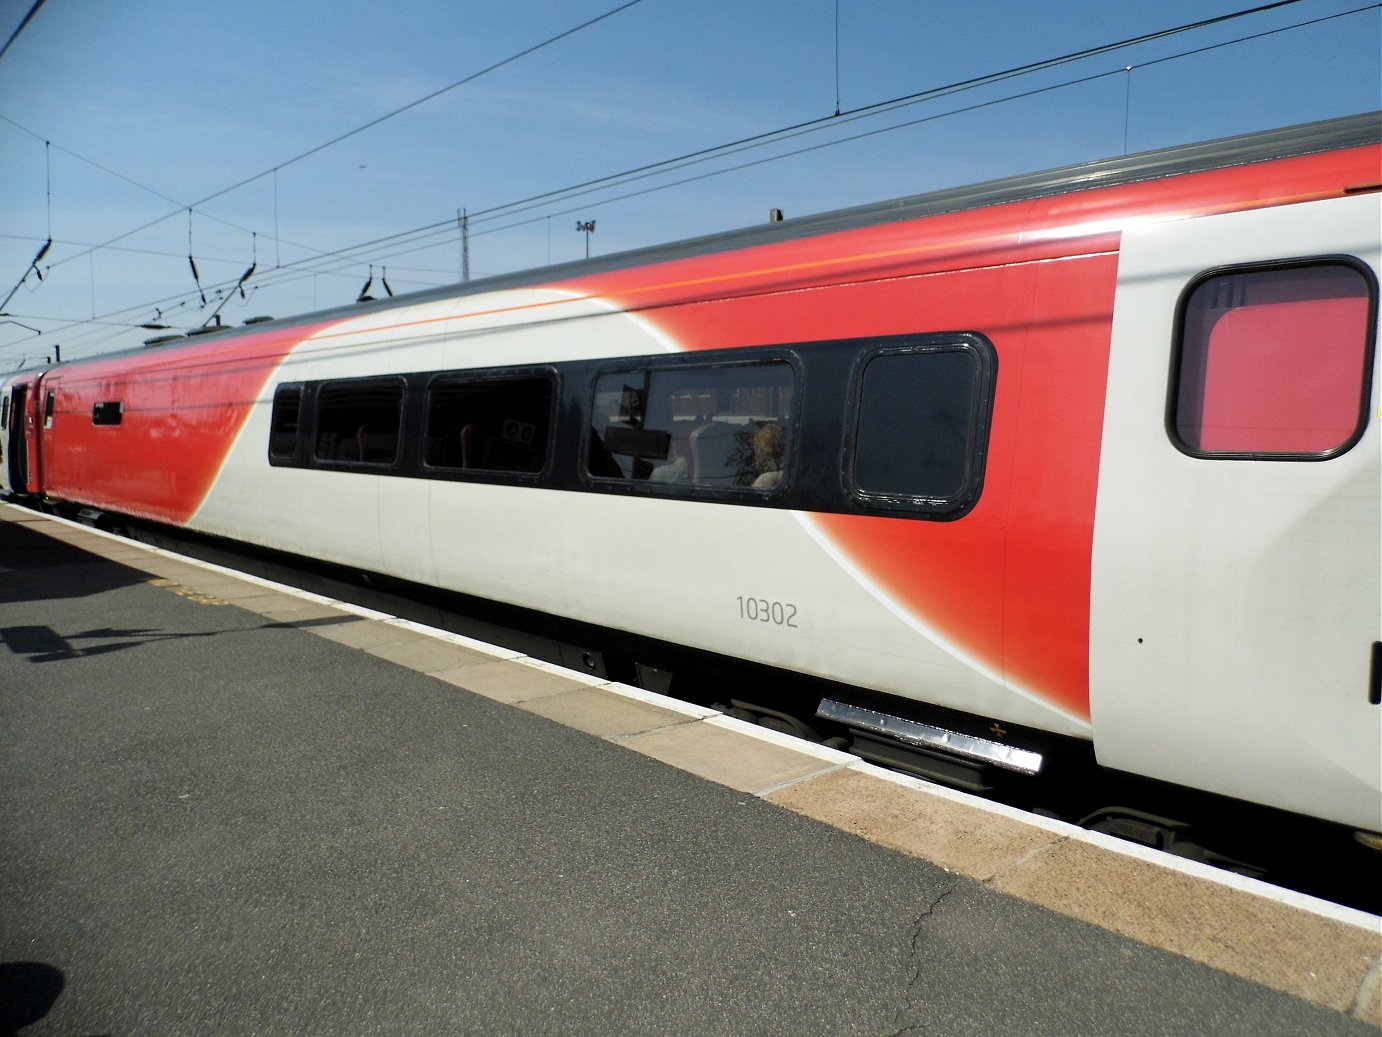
left=5, top=112, right=1379, bottom=839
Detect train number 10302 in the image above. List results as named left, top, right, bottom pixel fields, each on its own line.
left=736, top=596, right=799, bottom=628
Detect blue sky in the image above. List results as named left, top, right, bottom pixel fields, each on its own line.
left=0, top=0, right=1378, bottom=366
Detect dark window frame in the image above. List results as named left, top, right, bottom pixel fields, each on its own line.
left=92, top=401, right=124, bottom=426
left=842, top=335, right=998, bottom=517
left=309, top=375, right=408, bottom=471
left=420, top=367, right=559, bottom=482
left=580, top=350, right=802, bottom=502
left=267, top=383, right=305, bottom=465
left=258, top=333, right=999, bottom=522
left=1167, top=256, right=1378, bottom=462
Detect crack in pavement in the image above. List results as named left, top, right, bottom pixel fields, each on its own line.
left=882, top=880, right=961, bottom=1037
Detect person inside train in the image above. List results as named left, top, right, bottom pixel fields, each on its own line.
left=750, top=421, right=786, bottom=490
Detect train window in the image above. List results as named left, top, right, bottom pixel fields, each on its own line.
left=423, top=374, right=554, bottom=475
left=43, top=392, right=55, bottom=430
left=92, top=401, right=123, bottom=426
left=588, top=361, right=795, bottom=491
left=1172, top=261, right=1375, bottom=457
left=312, top=378, right=405, bottom=466
left=1, top=396, right=8, bottom=430
left=848, top=342, right=994, bottom=510
left=268, top=385, right=303, bottom=463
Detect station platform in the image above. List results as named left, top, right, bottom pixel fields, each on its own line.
left=1, top=502, right=1378, bottom=1035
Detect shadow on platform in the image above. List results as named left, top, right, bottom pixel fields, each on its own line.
left=0, top=523, right=150, bottom=605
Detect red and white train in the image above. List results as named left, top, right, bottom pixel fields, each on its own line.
left=4, top=113, right=1379, bottom=839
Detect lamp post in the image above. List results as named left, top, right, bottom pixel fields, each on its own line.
left=576, top=219, right=596, bottom=259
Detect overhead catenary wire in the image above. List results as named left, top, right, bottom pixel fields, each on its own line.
left=103, top=0, right=1359, bottom=311
left=385, top=0, right=1321, bottom=232
left=2, top=0, right=637, bottom=351
left=32, top=0, right=651, bottom=281
left=196, top=57, right=1147, bottom=291
left=22, top=0, right=1368, bottom=360
left=12, top=0, right=1305, bottom=293
left=0, top=0, right=48, bottom=65
left=0, top=112, right=345, bottom=273
left=22, top=0, right=1318, bottom=296
left=6, top=0, right=1374, bottom=361
left=0, top=0, right=650, bottom=353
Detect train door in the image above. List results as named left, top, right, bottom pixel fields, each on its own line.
left=33, top=379, right=56, bottom=496
left=2, top=378, right=39, bottom=495
left=1, top=384, right=18, bottom=492
left=13, top=384, right=29, bottom=491
left=1089, top=190, right=1381, bottom=831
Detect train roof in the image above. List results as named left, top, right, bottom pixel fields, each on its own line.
left=64, top=109, right=1382, bottom=366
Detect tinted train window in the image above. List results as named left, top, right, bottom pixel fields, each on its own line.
left=589, top=361, right=795, bottom=491
left=849, top=343, right=993, bottom=508
left=92, top=401, right=123, bottom=426
left=1172, top=261, right=1375, bottom=457
left=43, top=392, right=55, bottom=430
left=313, top=378, right=404, bottom=466
left=268, top=385, right=303, bottom=462
left=424, top=374, right=553, bottom=475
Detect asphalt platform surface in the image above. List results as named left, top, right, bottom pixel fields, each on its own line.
left=0, top=511, right=1376, bottom=1036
